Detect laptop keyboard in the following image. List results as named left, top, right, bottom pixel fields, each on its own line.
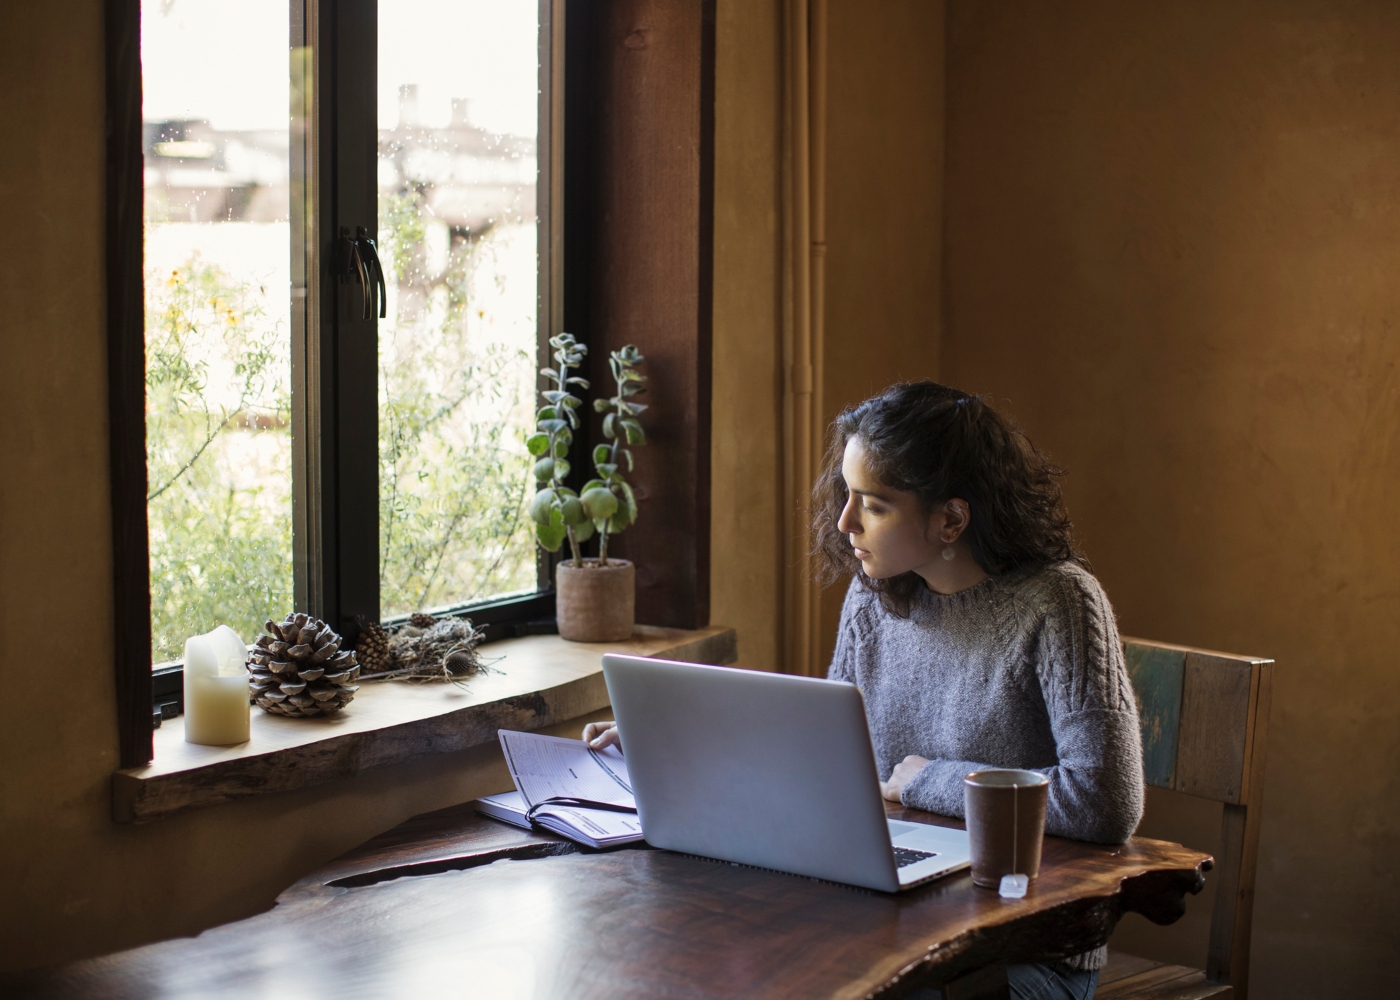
left=893, top=846, right=938, bottom=869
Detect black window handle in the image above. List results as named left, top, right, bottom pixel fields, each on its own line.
left=339, top=226, right=388, bottom=320
left=355, top=226, right=387, bottom=320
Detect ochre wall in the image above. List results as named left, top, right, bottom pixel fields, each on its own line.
left=712, top=0, right=946, bottom=676
left=942, top=2, right=1400, bottom=995
left=817, top=0, right=946, bottom=671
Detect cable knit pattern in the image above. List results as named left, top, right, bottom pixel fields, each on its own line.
left=827, top=562, right=1145, bottom=972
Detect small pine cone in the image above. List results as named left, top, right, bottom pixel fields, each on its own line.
left=357, top=622, right=392, bottom=675
left=409, top=612, right=437, bottom=629
left=444, top=649, right=480, bottom=678
left=247, top=613, right=360, bottom=718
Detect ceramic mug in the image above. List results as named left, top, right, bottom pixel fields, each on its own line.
left=963, top=768, right=1050, bottom=889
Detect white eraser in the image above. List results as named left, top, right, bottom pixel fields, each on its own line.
left=999, top=873, right=1029, bottom=898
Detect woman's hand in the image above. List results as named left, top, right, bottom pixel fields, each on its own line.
left=582, top=720, right=620, bottom=750
left=879, top=755, right=929, bottom=802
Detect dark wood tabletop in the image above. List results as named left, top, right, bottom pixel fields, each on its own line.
left=7, top=801, right=1211, bottom=999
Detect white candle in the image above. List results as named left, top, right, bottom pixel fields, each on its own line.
left=183, top=625, right=251, bottom=746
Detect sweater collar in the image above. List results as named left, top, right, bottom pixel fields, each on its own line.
left=915, top=573, right=1000, bottom=613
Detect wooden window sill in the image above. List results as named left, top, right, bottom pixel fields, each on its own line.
left=113, top=625, right=737, bottom=824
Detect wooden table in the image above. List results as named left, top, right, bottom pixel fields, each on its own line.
left=7, top=802, right=1211, bottom=998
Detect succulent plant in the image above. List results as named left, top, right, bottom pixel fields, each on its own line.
left=582, top=345, right=646, bottom=565
left=526, top=333, right=594, bottom=566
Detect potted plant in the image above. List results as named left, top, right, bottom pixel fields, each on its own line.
left=527, top=335, right=647, bottom=642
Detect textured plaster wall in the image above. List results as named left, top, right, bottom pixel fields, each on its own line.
left=711, top=0, right=945, bottom=676
left=942, top=1, right=1400, bottom=994
left=817, top=0, right=946, bottom=671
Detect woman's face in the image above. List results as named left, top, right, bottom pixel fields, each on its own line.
left=836, top=437, right=943, bottom=580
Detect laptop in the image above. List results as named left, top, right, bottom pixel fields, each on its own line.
left=601, top=654, right=971, bottom=893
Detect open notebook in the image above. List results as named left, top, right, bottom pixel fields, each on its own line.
left=475, top=730, right=644, bottom=849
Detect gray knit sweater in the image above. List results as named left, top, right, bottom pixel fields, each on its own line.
left=828, top=561, right=1145, bottom=971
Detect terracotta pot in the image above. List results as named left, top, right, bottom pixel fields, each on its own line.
left=556, top=558, right=636, bottom=642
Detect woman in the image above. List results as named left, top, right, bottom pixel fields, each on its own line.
left=588, top=381, right=1143, bottom=999
left=815, top=380, right=1142, bottom=998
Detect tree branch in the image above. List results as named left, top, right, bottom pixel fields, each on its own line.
left=146, top=409, right=236, bottom=501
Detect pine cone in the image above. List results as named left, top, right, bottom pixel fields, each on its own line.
left=409, top=612, right=437, bottom=628
left=444, top=649, right=480, bottom=677
left=357, top=622, right=392, bottom=675
left=247, top=613, right=360, bottom=717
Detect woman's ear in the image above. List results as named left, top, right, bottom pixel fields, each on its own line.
left=940, top=498, right=971, bottom=543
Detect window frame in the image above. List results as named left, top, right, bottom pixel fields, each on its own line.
left=295, top=0, right=565, bottom=636
left=114, top=0, right=716, bottom=771
left=110, top=0, right=565, bottom=765
left=106, top=0, right=154, bottom=767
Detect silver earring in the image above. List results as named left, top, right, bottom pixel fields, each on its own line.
left=942, top=545, right=956, bottom=561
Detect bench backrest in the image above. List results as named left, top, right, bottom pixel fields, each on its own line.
left=1122, top=637, right=1275, bottom=999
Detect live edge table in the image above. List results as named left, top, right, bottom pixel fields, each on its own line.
left=10, top=803, right=1211, bottom=999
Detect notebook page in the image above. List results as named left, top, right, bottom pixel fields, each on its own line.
left=535, top=805, right=644, bottom=843
left=499, top=731, right=635, bottom=810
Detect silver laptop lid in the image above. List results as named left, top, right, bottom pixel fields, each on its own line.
left=602, top=654, right=900, bottom=892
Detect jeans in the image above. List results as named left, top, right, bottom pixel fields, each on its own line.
left=905, top=961, right=1100, bottom=1000
left=1005, top=962, right=1099, bottom=999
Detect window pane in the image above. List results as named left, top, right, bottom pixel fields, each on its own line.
left=142, top=1, right=292, bottom=662
left=377, top=1, right=540, bottom=617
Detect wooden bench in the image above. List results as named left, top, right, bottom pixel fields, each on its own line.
left=1096, top=638, right=1275, bottom=1000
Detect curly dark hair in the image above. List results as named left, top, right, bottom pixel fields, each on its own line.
left=812, top=381, right=1084, bottom=617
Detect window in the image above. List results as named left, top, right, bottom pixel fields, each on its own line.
left=376, top=1, right=543, bottom=616
left=109, top=0, right=712, bottom=769
left=127, top=0, right=562, bottom=728
left=140, top=0, right=295, bottom=665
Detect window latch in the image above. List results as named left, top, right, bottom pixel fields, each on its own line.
left=339, top=226, right=388, bottom=320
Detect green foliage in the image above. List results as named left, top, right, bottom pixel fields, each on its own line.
left=145, top=190, right=540, bottom=660
left=529, top=333, right=592, bottom=565
left=145, top=256, right=292, bottom=662
left=590, top=345, right=647, bottom=564
left=580, top=486, right=618, bottom=520
left=377, top=187, right=536, bottom=616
